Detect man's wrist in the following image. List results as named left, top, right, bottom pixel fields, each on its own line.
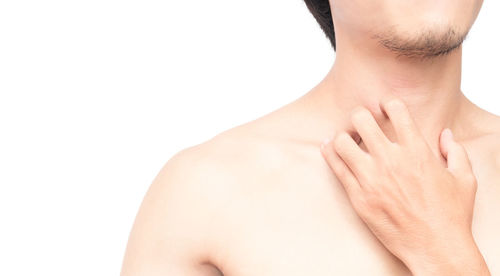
left=410, top=254, right=490, bottom=276
left=403, top=235, right=490, bottom=276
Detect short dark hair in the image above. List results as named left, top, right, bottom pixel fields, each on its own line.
left=303, top=0, right=336, bottom=51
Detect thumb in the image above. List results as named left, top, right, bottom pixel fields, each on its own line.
left=439, top=128, right=472, bottom=176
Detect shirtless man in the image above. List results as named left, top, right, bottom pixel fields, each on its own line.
left=121, top=0, right=500, bottom=275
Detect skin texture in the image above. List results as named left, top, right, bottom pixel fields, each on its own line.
left=120, top=98, right=500, bottom=276
left=320, top=98, right=490, bottom=275
left=121, top=0, right=500, bottom=275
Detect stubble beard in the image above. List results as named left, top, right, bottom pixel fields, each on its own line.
left=372, top=25, right=469, bottom=60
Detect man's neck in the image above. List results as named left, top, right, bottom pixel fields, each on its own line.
left=302, top=42, right=470, bottom=158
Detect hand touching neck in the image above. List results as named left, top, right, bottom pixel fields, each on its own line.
left=302, top=36, right=472, bottom=159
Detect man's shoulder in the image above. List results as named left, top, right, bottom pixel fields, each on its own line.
left=484, top=120, right=500, bottom=172
left=124, top=127, right=282, bottom=274
left=484, top=110, right=500, bottom=134
left=477, top=110, right=500, bottom=148
left=166, top=125, right=304, bottom=187
left=463, top=109, right=500, bottom=172
left=140, top=128, right=281, bottom=259
left=161, top=118, right=327, bottom=210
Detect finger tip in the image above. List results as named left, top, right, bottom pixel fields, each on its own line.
left=320, top=139, right=328, bottom=148
left=441, top=128, right=454, bottom=141
left=320, top=137, right=333, bottom=151
left=448, top=129, right=454, bottom=141
left=439, top=129, right=451, bottom=156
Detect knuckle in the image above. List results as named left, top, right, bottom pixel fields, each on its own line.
left=363, top=191, right=384, bottom=210
left=353, top=188, right=394, bottom=219
left=351, top=196, right=370, bottom=215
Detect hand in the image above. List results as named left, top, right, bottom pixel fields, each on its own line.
left=320, top=98, right=490, bottom=275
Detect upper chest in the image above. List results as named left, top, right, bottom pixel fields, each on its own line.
left=212, top=145, right=500, bottom=276
left=464, top=140, right=500, bottom=271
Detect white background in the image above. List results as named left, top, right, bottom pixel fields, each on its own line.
left=0, top=0, right=498, bottom=275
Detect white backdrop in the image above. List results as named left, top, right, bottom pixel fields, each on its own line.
left=0, top=1, right=498, bottom=275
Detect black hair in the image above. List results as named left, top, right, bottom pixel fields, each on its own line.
left=303, top=0, right=336, bottom=50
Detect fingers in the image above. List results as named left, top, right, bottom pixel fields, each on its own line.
left=350, top=107, right=392, bottom=155
left=330, top=131, right=372, bottom=182
left=320, top=137, right=361, bottom=197
left=380, top=98, right=423, bottom=146
left=439, top=128, right=474, bottom=177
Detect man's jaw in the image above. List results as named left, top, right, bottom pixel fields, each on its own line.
left=371, top=26, right=469, bottom=60
left=306, top=30, right=467, bottom=156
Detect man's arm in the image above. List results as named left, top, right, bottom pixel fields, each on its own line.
left=121, top=148, right=223, bottom=276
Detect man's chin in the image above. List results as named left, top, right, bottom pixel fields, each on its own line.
left=371, top=26, right=469, bottom=59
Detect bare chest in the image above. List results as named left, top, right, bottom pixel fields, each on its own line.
left=213, top=155, right=500, bottom=275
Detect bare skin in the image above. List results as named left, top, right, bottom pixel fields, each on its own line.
left=120, top=77, right=500, bottom=275
left=121, top=0, right=500, bottom=274
left=321, top=99, right=491, bottom=275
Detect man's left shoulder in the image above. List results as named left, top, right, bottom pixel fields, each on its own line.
left=490, top=129, right=500, bottom=171
left=463, top=109, right=500, bottom=171
left=483, top=131, right=500, bottom=178
left=481, top=113, right=500, bottom=170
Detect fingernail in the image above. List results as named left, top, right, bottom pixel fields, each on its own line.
left=444, top=128, right=454, bottom=140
